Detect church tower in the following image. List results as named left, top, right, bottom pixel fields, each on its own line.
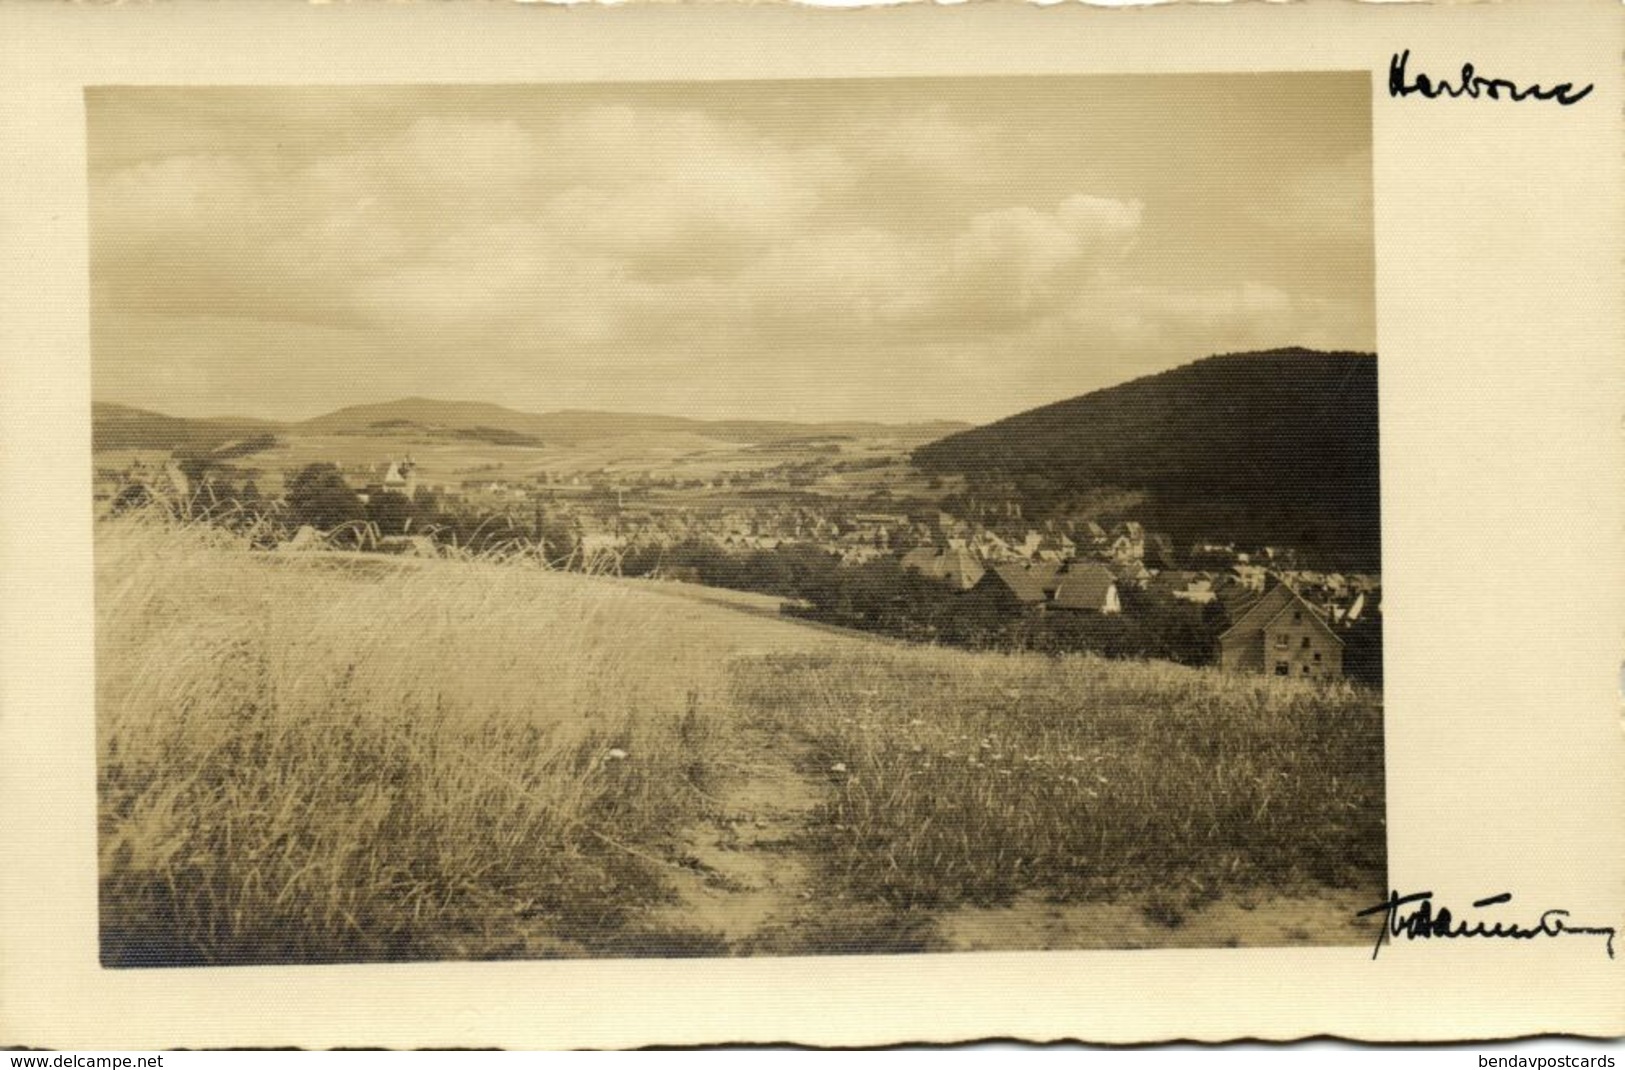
left=383, top=456, right=419, bottom=501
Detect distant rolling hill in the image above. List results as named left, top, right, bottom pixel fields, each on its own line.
left=294, top=398, right=551, bottom=439
left=912, top=348, right=1380, bottom=569
left=94, top=397, right=972, bottom=454
left=91, top=403, right=283, bottom=455
left=297, top=398, right=968, bottom=448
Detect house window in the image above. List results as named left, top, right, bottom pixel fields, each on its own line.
left=1301, top=664, right=1312, bottom=676
left=1293, top=611, right=1302, bottom=622
left=1274, top=662, right=1290, bottom=676
left=1275, top=634, right=1289, bottom=649
left=1301, top=637, right=1311, bottom=650
left=1314, top=652, right=1322, bottom=662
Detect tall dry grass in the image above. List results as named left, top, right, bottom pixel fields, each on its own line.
left=99, top=511, right=1386, bottom=961
left=97, top=515, right=728, bottom=965
left=732, top=647, right=1385, bottom=912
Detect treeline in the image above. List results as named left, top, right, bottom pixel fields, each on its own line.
left=619, top=539, right=842, bottom=600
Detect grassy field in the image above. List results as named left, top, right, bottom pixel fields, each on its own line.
left=97, top=518, right=775, bottom=964
left=731, top=649, right=1384, bottom=914
left=96, top=516, right=1384, bottom=964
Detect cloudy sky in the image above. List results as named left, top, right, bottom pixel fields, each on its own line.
left=88, top=76, right=1373, bottom=424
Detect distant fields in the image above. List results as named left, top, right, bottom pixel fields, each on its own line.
left=92, top=397, right=966, bottom=504
left=96, top=517, right=1385, bottom=965
left=95, top=428, right=955, bottom=507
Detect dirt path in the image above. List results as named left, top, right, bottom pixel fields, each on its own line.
left=643, top=721, right=830, bottom=950
left=636, top=717, right=1382, bottom=956
left=935, top=885, right=1387, bottom=952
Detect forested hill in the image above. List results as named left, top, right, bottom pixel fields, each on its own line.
left=91, top=403, right=280, bottom=454
left=912, top=349, right=1381, bottom=569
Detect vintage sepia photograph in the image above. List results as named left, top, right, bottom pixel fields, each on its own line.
left=88, top=75, right=1385, bottom=968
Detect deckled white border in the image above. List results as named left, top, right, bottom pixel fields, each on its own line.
left=1, top=0, right=1621, bottom=1049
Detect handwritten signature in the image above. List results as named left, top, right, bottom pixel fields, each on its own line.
left=1358, top=890, right=1617, bottom=961
left=1389, top=50, right=1593, bottom=106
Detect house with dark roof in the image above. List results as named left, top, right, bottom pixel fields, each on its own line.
left=971, top=560, right=1120, bottom=614
left=900, top=546, right=987, bottom=591
left=973, top=561, right=1062, bottom=607
left=1217, top=583, right=1344, bottom=679
left=1049, top=562, right=1121, bottom=614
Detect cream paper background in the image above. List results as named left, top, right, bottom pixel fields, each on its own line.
left=1, top=0, right=1621, bottom=1048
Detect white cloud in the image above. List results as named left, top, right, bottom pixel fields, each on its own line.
left=91, top=98, right=1372, bottom=421
left=541, top=105, right=849, bottom=269
left=1059, top=281, right=1352, bottom=359
left=943, top=195, right=1142, bottom=323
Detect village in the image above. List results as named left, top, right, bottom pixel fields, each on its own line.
left=97, top=450, right=1382, bottom=685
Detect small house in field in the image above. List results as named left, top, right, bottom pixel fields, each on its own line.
left=1218, top=583, right=1344, bottom=680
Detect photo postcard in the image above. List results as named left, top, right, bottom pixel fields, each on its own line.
left=0, top=0, right=1620, bottom=1049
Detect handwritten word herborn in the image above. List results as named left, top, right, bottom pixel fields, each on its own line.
left=1389, top=50, right=1593, bottom=106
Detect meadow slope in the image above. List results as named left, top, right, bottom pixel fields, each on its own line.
left=96, top=518, right=1385, bottom=964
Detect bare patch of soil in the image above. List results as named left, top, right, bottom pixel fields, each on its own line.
left=936, top=884, right=1386, bottom=952
left=639, top=721, right=830, bottom=949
